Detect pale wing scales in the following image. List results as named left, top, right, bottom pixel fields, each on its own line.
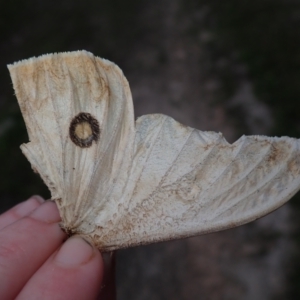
left=97, top=114, right=300, bottom=251
left=8, top=51, right=135, bottom=235
left=8, top=51, right=300, bottom=252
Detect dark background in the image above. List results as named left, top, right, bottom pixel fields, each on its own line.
left=1, top=1, right=300, bottom=299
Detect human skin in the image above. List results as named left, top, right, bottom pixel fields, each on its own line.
left=0, top=196, right=114, bottom=300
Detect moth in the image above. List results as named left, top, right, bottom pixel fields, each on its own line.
left=8, top=51, right=300, bottom=251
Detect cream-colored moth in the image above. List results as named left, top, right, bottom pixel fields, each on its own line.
left=8, top=51, right=300, bottom=251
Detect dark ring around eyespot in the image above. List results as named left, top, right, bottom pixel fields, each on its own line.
left=69, top=112, right=100, bottom=148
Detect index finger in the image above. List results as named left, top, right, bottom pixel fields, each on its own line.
left=0, top=196, right=44, bottom=230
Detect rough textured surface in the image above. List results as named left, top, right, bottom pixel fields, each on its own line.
left=8, top=51, right=300, bottom=253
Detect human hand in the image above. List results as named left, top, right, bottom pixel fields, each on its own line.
left=0, top=196, right=114, bottom=300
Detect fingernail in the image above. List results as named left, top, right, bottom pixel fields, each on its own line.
left=14, top=196, right=45, bottom=217
left=30, top=195, right=45, bottom=203
left=30, top=200, right=61, bottom=223
left=55, top=237, right=94, bottom=266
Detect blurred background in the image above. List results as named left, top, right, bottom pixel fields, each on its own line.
left=1, top=0, right=300, bottom=299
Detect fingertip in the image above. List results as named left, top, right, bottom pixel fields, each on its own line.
left=14, top=195, right=45, bottom=217
left=29, top=201, right=61, bottom=223
left=0, top=196, right=45, bottom=230
left=28, top=195, right=45, bottom=203
left=54, top=236, right=98, bottom=267
left=16, top=237, right=104, bottom=300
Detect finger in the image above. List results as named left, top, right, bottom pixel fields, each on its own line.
left=17, top=237, right=104, bottom=300
left=0, top=201, right=66, bottom=300
left=0, top=196, right=44, bottom=230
